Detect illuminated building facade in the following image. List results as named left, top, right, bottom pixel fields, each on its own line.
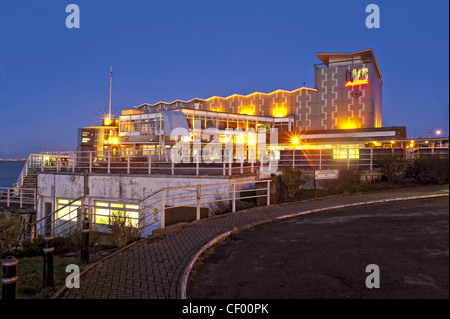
left=78, top=49, right=391, bottom=160
left=135, top=49, right=382, bottom=131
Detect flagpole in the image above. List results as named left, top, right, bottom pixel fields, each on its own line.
left=109, top=66, right=113, bottom=118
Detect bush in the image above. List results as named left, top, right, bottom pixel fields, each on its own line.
left=0, top=212, right=22, bottom=258
left=375, top=155, right=409, bottom=183
left=376, top=155, right=449, bottom=184
left=108, top=210, right=140, bottom=248
left=208, top=196, right=231, bottom=216
left=274, top=165, right=306, bottom=202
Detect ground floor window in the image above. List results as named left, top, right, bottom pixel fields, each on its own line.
left=94, top=201, right=140, bottom=227
left=56, top=199, right=81, bottom=221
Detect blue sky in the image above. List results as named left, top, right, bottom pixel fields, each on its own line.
left=0, top=0, right=448, bottom=158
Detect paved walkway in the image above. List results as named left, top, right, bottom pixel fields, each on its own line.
left=56, top=185, right=449, bottom=299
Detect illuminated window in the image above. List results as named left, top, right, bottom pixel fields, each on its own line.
left=57, top=199, right=81, bottom=221
left=333, top=145, right=360, bottom=159
left=94, top=201, right=140, bottom=228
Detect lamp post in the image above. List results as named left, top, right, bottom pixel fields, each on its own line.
left=428, top=130, right=442, bottom=138
left=428, top=130, right=442, bottom=148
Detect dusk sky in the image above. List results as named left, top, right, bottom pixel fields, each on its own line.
left=0, top=0, right=448, bottom=158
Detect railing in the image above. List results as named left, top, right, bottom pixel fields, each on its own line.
left=278, top=147, right=449, bottom=171
left=14, top=146, right=449, bottom=198
left=30, top=178, right=272, bottom=240
left=30, top=195, right=159, bottom=240
left=74, top=149, right=270, bottom=176
left=14, top=153, right=72, bottom=189
left=0, top=187, right=36, bottom=209
left=157, top=180, right=271, bottom=229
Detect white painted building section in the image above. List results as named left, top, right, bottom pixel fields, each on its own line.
left=36, top=173, right=257, bottom=237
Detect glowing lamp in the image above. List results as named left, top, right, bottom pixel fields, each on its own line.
left=272, top=106, right=287, bottom=117
left=436, top=130, right=442, bottom=135
left=292, top=137, right=300, bottom=145
left=104, top=117, right=111, bottom=126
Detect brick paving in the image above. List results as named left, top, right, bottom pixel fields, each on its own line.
left=57, top=185, right=449, bottom=299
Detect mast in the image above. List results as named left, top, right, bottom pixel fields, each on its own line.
left=109, top=66, right=113, bottom=118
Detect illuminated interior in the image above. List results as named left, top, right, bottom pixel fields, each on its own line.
left=339, top=118, right=360, bottom=129
left=272, top=105, right=288, bottom=117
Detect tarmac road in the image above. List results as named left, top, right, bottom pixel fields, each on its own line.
left=187, top=197, right=449, bottom=299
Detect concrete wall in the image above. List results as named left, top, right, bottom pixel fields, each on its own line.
left=36, top=172, right=258, bottom=237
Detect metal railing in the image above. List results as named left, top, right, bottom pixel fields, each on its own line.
left=157, top=179, right=271, bottom=229
left=0, top=187, right=36, bottom=209
left=30, top=195, right=159, bottom=240
left=14, top=153, right=72, bottom=189
left=74, top=149, right=270, bottom=176
left=30, top=179, right=272, bottom=239
left=278, top=147, right=449, bottom=171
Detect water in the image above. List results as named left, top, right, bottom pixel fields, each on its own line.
left=0, top=161, right=25, bottom=187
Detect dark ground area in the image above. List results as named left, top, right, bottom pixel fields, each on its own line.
left=188, top=197, right=449, bottom=299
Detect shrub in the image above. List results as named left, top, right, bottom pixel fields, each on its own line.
left=108, top=210, right=140, bottom=248
left=375, top=155, right=409, bottom=183
left=274, top=165, right=306, bottom=202
left=0, top=212, right=22, bottom=258
left=208, top=196, right=231, bottom=216
left=376, top=155, right=449, bottom=184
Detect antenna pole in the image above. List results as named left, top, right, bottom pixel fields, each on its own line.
left=109, top=66, right=113, bottom=118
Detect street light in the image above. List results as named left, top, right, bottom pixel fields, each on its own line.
left=428, top=130, right=442, bottom=138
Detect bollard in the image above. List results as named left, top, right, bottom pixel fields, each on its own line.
left=2, top=256, right=18, bottom=300
left=42, top=236, right=54, bottom=289
left=81, top=217, right=90, bottom=264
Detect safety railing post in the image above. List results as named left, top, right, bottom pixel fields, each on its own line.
left=127, top=155, right=131, bottom=174
left=31, top=224, right=36, bottom=241
left=2, top=256, right=18, bottom=300
left=196, top=186, right=201, bottom=221
left=148, top=154, right=152, bottom=175
left=6, top=188, right=9, bottom=207
left=41, top=153, right=44, bottom=172
left=196, top=153, right=199, bottom=176
left=292, top=150, right=295, bottom=168
left=161, top=189, right=166, bottom=229
left=42, top=235, right=54, bottom=290
left=19, top=189, right=23, bottom=208
left=81, top=217, right=90, bottom=265
left=89, top=152, right=92, bottom=173
left=347, top=149, right=350, bottom=169
left=319, top=149, right=322, bottom=170
left=138, top=201, right=143, bottom=238
left=57, top=153, right=61, bottom=172
left=107, top=151, right=111, bottom=174
left=232, top=183, right=236, bottom=212
left=171, top=161, right=175, bottom=175
left=266, top=180, right=271, bottom=206
left=370, top=148, right=373, bottom=171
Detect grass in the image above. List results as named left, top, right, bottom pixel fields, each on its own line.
left=0, top=255, right=78, bottom=299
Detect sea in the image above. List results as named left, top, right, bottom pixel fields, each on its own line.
left=0, top=161, right=26, bottom=187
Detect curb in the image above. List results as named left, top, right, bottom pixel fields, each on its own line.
left=180, top=192, right=449, bottom=299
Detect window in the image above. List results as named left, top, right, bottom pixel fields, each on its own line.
left=94, top=201, right=140, bottom=227
left=57, top=199, right=82, bottom=221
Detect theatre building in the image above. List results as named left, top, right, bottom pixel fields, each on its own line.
left=18, top=49, right=448, bottom=238
left=77, top=48, right=412, bottom=166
